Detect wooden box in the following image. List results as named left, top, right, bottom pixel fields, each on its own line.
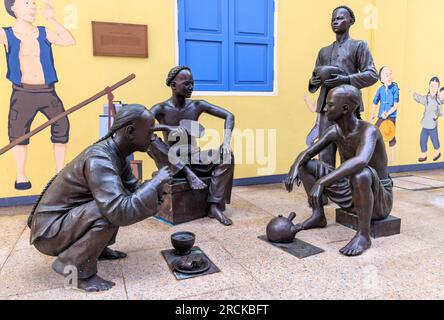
left=156, top=177, right=212, bottom=225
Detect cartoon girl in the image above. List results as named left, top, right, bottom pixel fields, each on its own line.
left=410, top=77, right=443, bottom=162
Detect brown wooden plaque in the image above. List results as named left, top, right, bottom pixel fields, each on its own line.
left=92, top=21, right=148, bottom=58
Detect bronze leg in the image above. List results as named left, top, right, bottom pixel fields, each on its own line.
left=340, top=168, right=374, bottom=257
left=318, top=111, right=337, bottom=167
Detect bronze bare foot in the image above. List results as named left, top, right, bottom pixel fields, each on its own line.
left=77, top=275, right=116, bottom=292
left=99, top=247, right=127, bottom=261
left=339, top=231, right=371, bottom=257
left=184, top=167, right=208, bottom=190
left=209, top=204, right=233, bottom=226
left=52, top=258, right=116, bottom=292
left=52, top=258, right=69, bottom=276
left=297, top=211, right=327, bottom=231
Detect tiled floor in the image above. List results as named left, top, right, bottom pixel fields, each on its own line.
left=0, top=170, right=443, bottom=300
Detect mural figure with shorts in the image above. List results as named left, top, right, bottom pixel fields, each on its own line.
left=147, top=66, right=235, bottom=226
left=285, top=85, right=393, bottom=257
left=369, top=66, right=399, bottom=163
left=29, top=105, right=173, bottom=292
left=0, top=0, right=76, bottom=190
left=308, top=5, right=378, bottom=167
left=409, top=77, right=442, bottom=162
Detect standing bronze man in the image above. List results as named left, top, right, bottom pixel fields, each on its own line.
left=309, top=6, right=378, bottom=167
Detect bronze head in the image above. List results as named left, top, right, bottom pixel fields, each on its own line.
left=331, top=6, right=355, bottom=34
left=326, top=85, right=362, bottom=121
left=102, top=104, right=155, bottom=152
left=166, top=66, right=194, bottom=99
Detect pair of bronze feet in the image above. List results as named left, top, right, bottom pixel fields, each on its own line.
left=297, top=213, right=371, bottom=257
left=52, top=248, right=127, bottom=293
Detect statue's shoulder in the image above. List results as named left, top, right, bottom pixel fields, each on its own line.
left=187, top=99, right=211, bottom=110
left=351, top=38, right=370, bottom=48
left=319, top=43, right=333, bottom=54
left=152, top=100, right=169, bottom=109
left=361, top=121, right=378, bottom=135
left=84, top=141, right=110, bottom=158
left=150, top=101, right=171, bottom=115
left=192, top=98, right=209, bottom=105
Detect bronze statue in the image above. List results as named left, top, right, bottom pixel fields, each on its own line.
left=28, top=105, right=172, bottom=292
left=309, top=5, right=378, bottom=167
left=285, top=85, right=393, bottom=257
left=147, top=66, right=235, bottom=226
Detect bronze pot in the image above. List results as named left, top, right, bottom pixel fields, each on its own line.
left=266, top=212, right=300, bottom=243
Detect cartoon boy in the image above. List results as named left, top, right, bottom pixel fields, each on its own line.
left=369, top=66, right=399, bottom=163
left=0, top=0, right=76, bottom=190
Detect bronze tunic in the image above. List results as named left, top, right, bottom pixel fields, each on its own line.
left=28, top=138, right=163, bottom=279
left=309, top=38, right=378, bottom=112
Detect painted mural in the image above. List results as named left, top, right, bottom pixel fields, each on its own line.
left=409, top=77, right=442, bottom=162
left=0, top=0, right=76, bottom=190
left=369, top=66, right=399, bottom=163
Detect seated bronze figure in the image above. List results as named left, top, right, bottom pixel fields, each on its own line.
left=28, top=105, right=172, bottom=292
left=285, top=85, right=393, bottom=257
left=147, top=66, right=235, bottom=226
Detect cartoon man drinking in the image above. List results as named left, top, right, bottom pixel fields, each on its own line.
left=0, top=0, right=76, bottom=190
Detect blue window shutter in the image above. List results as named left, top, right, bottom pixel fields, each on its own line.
left=178, top=0, right=229, bottom=91
left=228, top=0, right=274, bottom=91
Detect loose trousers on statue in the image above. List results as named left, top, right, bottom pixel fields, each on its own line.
left=147, top=135, right=234, bottom=209
left=33, top=201, right=118, bottom=279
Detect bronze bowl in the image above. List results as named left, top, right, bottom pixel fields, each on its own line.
left=314, top=65, right=347, bottom=84
left=171, top=231, right=196, bottom=256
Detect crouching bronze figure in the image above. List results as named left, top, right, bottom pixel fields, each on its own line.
left=285, top=85, right=393, bottom=257
left=28, top=105, right=172, bottom=292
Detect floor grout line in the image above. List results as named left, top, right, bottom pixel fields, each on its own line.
left=0, top=224, right=27, bottom=273
left=176, top=284, right=255, bottom=300
left=119, top=260, right=129, bottom=300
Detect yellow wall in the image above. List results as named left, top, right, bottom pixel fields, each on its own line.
left=0, top=0, right=443, bottom=200
left=372, top=0, right=444, bottom=165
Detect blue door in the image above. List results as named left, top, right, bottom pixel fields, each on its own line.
left=228, top=0, right=275, bottom=91
left=178, top=0, right=229, bottom=91
left=178, top=0, right=275, bottom=92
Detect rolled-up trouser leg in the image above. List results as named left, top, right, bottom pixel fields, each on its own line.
left=34, top=201, right=118, bottom=279
left=57, top=220, right=117, bottom=279
left=206, top=153, right=234, bottom=211
left=147, top=135, right=186, bottom=175
left=430, top=127, right=441, bottom=150
left=107, top=227, right=119, bottom=247
left=420, top=129, right=429, bottom=153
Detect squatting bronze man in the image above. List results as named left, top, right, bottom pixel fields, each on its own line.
left=285, top=85, right=394, bottom=257
left=28, top=105, right=173, bottom=292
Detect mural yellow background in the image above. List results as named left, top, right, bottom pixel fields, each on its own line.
left=0, top=0, right=443, bottom=200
